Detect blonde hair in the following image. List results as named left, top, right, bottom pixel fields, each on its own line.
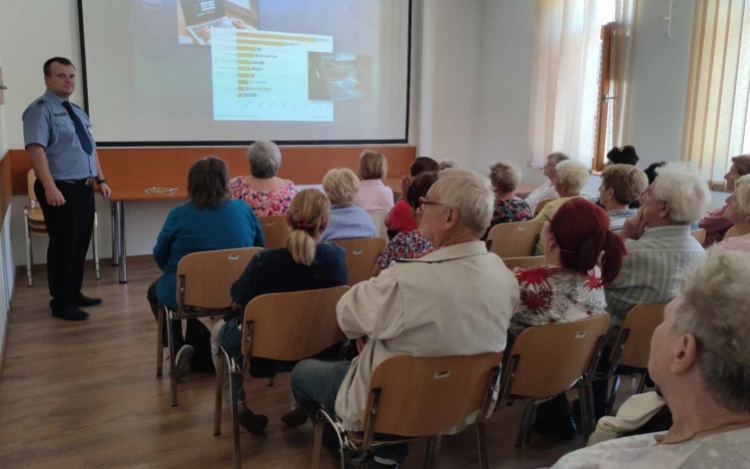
left=734, top=175, right=750, bottom=216
left=359, top=151, right=388, bottom=180
left=601, top=165, right=649, bottom=205
left=555, top=160, right=590, bottom=194
left=322, top=168, right=360, bottom=206
left=286, top=189, right=330, bottom=266
left=489, top=161, right=522, bottom=193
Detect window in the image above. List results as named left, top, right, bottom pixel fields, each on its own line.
left=682, top=0, right=750, bottom=187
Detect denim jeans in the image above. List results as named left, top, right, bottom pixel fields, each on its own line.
left=291, top=359, right=408, bottom=465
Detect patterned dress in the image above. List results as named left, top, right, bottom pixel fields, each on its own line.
left=230, top=176, right=297, bottom=217
left=491, top=197, right=533, bottom=227
left=509, top=266, right=606, bottom=337
left=376, top=229, right=434, bottom=269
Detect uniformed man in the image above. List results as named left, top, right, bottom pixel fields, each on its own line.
left=22, top=57, right=111, bottom=321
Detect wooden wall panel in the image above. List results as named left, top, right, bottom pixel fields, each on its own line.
left=9, top=146, right=416, bottom=196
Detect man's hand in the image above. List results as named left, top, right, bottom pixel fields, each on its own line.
left=620, top=207, right=647, bottom=241
left=231, top=18, right=249, bottom=29
left=399, top=175, right=410, bottom=201
left=45, top=186, right=66, bottom=207
left=99, top=182, right=112, bottom=199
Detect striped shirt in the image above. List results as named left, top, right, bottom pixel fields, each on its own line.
left=605, top=226, right=705, bottom=332
left=607, top=208, right=638, bottom=233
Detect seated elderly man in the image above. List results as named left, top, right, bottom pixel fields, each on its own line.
left=551, top=248, right=750, bottom=468
left=290, top=169, right=520, bottom=468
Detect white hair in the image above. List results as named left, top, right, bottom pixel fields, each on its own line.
left=734, top=174, right=750, bottom=216
left=653, top=163, right=711, bottom=223
left=555, top=160, right=590, bottom=194
left=433, top=169, right=494, bottom=235
left=672, top=248, right=750, bottom=413
left=248, top=140, right=282, bottom=179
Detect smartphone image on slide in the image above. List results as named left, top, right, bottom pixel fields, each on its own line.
left=308, top=53, right=372, bottom=102
left=177, top=0, right=259, bottom=46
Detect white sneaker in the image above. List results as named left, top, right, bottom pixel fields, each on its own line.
left=174, top=345, right=194, bottom=381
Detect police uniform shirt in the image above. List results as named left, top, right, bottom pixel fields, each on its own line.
left=22, top=90, right=97, bottom=181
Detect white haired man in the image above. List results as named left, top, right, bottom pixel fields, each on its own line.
left=289, top=169, right=520, bottom=468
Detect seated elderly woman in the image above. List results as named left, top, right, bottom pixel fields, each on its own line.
left=520, top=152, right=569, bottom=213
left=148, top=157, right=264, bottom=379
left=534, top=160, right=590, bottom=221
left=551, top=248, right=750, bottom=468
left=212, top=189, right=347, bottom=435
left=290, top=169, right=520, bottom=468
left=605, top=145, right=639, bottom=166
left=699, top=154, right=750, bottom=245
left=511, top=199, right=626, bottom=440
left=353, top=150, right=394, bottom=213
left=598, top=165, right=649, bottom=233
left=385, top=156, right=441, bottom=235
left=372, top=171, right=437, bottom=277
left=489, top=161, right=532, bottom=227
left=719, top=175, right=750, bottom=251
left=231, top=140, right=298, bottom=216
left=320, top=168, right=378, bottom=242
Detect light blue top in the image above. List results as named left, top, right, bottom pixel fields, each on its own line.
left=320, top=204, right=378, bottom=242
left=153, top=199, right=265, bottom=310
left=22, top=90, right=97, bottom=180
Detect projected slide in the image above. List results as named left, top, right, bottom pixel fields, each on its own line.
left=212, top=29, right=334, bottom=121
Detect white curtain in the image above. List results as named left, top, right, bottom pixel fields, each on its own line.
left=528, top=0, right=603, bottom=168
left=609, top=0, right=638, bottom=147
left=682, top=0, right=750, bottom=184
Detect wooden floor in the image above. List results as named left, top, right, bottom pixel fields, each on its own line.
left=0, top=258, right=640, bottom=469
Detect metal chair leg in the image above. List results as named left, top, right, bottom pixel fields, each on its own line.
left=523, top=404, right=538, bottom=444
left=606, top=375, right=621, bottom=416
left=312, top=416, right=324, bottom=469
left=214, top=351, right=225, bottom=436
left=166, top=310, right=178, bottom=407
left=93, top=211, right=100, bottom=280
left=637, top=372, right=648, bottom=394
left=229, top=365, right=242, bottom=469
left=579, top=387, right=590, bottom=443
left=24, top=209, right=32, bottom=287
left=477, top=422, right=489, bottom=469
left=515, top=402, right=535, bottom=448
left=156, top=306, right=164, bottom=377
left=423, top=435, right=441, bottom=469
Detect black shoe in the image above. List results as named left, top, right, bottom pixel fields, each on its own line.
left=533, top=415, right=578, bottom=440
left=238, top=409, right=268, bottom=436
left=76, top=294, right=102, bottom=307
left=52, top=308, right=90, bottom=321
left=281, top=406, right=309, bottom=427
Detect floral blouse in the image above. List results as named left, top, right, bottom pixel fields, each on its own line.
left=376, top=229, right=434, bottom=269
left=491, top=197, right=533, bottom=227
left=509, top=265, right=607, bottom=337
left=230, top=176, right=297, bottom=217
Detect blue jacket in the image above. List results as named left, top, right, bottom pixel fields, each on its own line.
left=154, top=199, right=264, bottom=309
left=320, top=204, right=378, bottom=242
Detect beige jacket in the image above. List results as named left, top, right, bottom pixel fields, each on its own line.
left=334, top=241, right=520, bottom=431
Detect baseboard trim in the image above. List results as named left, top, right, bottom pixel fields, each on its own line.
left=15, top=255, right=154, bottom=277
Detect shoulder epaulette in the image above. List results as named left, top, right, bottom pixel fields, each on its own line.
left=35, top=99, right=47, bottom=107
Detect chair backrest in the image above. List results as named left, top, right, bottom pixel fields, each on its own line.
left=502, top=256, right=546, bottom=271
left=534, top=198, right=555, bottom=216
left=505, top=314, right=610, bottom=399
left=333, top=237, right=387, bottom=286
left=691, top=229, right=707, bottom=244
left=242, top=286, right=350, bottom=362
left=258, top=215, right=289, bottom=249
left=27, top=169, right=38, bottom=202
left=369, top=210, right=390, bottom=242
left=724, top=226, right=739, bottom=239
left=613, top=304, right=665, bottom=369
left=362, top=352, right=503, bottom=437
left=176, top=247, right=262, bottom=311
left=486, top=220, right=543, bottom=258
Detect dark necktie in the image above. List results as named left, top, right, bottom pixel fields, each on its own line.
left=62, top=101, right=93, bottom=155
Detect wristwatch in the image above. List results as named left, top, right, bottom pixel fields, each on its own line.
left=96, top=178, right=107, bottom=185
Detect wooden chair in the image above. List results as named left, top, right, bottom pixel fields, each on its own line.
left=333, top=237, right=387, bottom=286
left=534, top=198, right=555, bottom=217
left=502, top=256, right=546, bottom=271
left=368, top=210, right=390, bottom=242
left=24, top=169, right=100, bottom=287
left=214, top=286, right=350, bottom=469
left=258, top=215, right=288, bottom=249
left=724, top=226, right=739, bottom=239
left=311, top=352, right=503, bottom=469
left=497, top=314, right=610, bottom=446
left=486, top=220, right=543, bottom=258
left=691, top=229, right=707, bottom=244
left=157, top=247, right=262, bottom=406
left=599, top=304, right=665, bottom=414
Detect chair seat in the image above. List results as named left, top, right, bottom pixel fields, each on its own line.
left=29, top=228, right=48, bottom=237
left=346, top=431, right=415, bottom=445
left=28, top=208, right=45, bottom=224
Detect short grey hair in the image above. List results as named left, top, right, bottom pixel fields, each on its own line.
left=433, top=169, right=494, bottom=235
left=322, top=168, right=360, bottom=206
left=548, top=152, right=570, bottom=165
left=734, top=174, right=750, bottom=216
left=555, top=160, right=589, bottom=194
left=247, top=140, right=282, bottom=179
left=653, top=163, right=711, bottom=223
left=672, top=248, right=750, bottom=413
left=489, top=161, right=522, bottom=193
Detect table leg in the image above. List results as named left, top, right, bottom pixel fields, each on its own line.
left=111, top=202, right=120, bottom=266
left=117, top=201, right=128, bottom=284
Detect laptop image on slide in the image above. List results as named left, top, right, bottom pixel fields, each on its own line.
left=181, top=0, right=233, bottom=45
left=320, top=54, right=368, bottom=101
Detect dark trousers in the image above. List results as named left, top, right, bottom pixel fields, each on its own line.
left=34, top=179, right=95, bottom=312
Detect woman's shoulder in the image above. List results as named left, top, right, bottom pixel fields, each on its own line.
left=316, top=242, right=347, bottom=260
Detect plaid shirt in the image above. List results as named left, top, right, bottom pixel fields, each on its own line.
left=605, top=226, right=706, bottom=332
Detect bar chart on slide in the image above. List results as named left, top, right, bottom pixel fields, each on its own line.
left=212, top=28, right=334, bottom=121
